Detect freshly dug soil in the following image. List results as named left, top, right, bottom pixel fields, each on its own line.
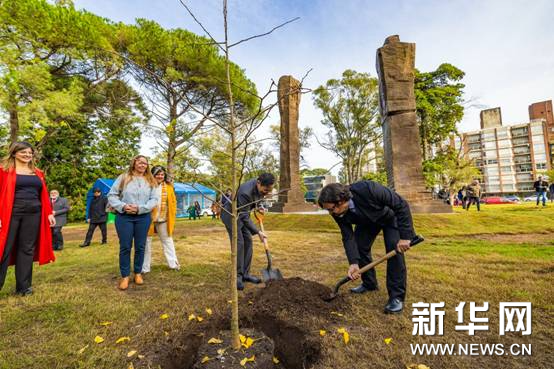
left=240, top=277, right=345, bottom=319
left=146, top=278, right=349, bottom=369
left=193, top=328, right=274, bottom=369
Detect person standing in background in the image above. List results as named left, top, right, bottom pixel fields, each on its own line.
left=0, top=142, right=56, bottom=296
left=108, top=155, right=158, bottom=291
left=143, top=166, right=180, bottom=273
left=80, top=188, right=108, bottom=247
left=50, top=190, right=70, bottom=251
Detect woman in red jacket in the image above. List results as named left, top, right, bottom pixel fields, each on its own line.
left=0, top=142, right=56, bottom=296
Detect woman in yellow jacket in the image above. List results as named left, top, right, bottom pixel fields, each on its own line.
left=142, top=166, right=180, bottom=273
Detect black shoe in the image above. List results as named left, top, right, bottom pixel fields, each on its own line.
left=79, top=243, right=90, bottom=248
left=237, top=278, right=244, bottom=291
left=16, top=287, right=33, bottom=296
left=384, top=298, right=404, bottom=314
left=243, top=275, right=261, bottom=284
left=350, top=284, right=378, bottom=294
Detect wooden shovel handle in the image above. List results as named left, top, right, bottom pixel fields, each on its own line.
left=254, top=211, right=270, bottom=251
left=358, top=235, right=425, bottom=274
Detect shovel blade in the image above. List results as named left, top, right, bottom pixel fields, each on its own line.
left=261, top=267, right=283, bottom=283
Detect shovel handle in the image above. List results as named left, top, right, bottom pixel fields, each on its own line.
left=255, top=212, right=273, bottom=269
left=358, top=235, right=424, bottom=275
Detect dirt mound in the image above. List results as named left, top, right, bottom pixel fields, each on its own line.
left=145, top=278, right=349, bottom=369
left=241, top=277, right=344, bottom=319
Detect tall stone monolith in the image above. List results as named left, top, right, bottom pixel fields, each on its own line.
left=376, top=35, right=452, bottom=213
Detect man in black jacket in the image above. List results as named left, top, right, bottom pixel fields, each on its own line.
left=80, top=188, right=108, bottom=247
left=533, top=175, right=548, bottom=206
left=318, top=181, right=416, bottom=314
left=221, top=173, right=274, bottom=290
left=50, top=190, right=71, bottom=251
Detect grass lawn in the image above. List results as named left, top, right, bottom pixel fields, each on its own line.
left=0, top=203, right=552, bottom=369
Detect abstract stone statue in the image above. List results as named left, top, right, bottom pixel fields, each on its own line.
left=376, top=35, right=452, bottom=213
left=271, top=75, right=313, bottom=213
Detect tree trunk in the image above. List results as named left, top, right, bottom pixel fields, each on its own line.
left=9, top=104, right=19, bottom=144
left=223, top=0, right=241, bottom=351
left=166, top=100, right=178, bottom=177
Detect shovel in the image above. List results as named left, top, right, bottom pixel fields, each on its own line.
left=324, top=235, right=424, bottom=301
left=254, top=211, right=283, bottom=283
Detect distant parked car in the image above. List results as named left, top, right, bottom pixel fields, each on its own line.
left=482, top=197, right=504, bottom=204
left=201, top=207, right=213, bottom=216
left=503, top=195, right=521, bottom=203
left=524, top=195, right=538, bottom=202
left=482, top=196, right=519, bottom=204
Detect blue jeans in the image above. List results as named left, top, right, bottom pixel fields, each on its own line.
left=115, top=213, right=151, bottom=277
left=536, top=191, right=547, bottom=206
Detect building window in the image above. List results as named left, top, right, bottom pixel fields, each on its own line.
left=487, top=159, right=498, bottom=165
left=536, top=163, right=547, bottom=170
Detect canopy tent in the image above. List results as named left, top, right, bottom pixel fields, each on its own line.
left=86, top=178, right=217, bottom=220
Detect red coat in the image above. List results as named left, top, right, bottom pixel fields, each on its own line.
left=0, top=167, right=55, bottom=266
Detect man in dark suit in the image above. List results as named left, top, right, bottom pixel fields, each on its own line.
left=318, top=181, right=416, bottom=314
left=221, top=173, right=274, bottom=290
left=50, top=190, right=70, bottom=251
left=80, top=188, right=108, bottom=247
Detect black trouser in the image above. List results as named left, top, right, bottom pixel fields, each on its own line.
left=51, top=226, right=64, bottom=250
left=0, top=199, right=41, bottom=292
left=466, top=197, right=480, bottom=211
left=221, top=213, right=253, bottom=279
left=83, top=222, right=107, bottom=244
left=354, top=221, right=406, bottom=301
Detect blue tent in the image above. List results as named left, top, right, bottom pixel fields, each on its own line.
left=86, top=179, right=217, bottom=220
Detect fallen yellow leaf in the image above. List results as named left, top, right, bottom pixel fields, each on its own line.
left=337, top=328, right=349, bottom=344
left=343, top=331, right=350, bottom=344
left=331, top=311, right=344, bottom=317
left=242, top=337, right=255, bottom=348
left=227, top=300, right=232, bottom=304
left=160, top=313, right=169, bottom=320
left=417, top=365, right=431, bottom=369
left=201, top=356, right=211, bottom=363
left=116, top=337, right=131, bottom=344
left=216, top=348, right=226, bottom=356
left=208, top=337, right=223, bottom=344
left=240, top=355, right=255, bottom=366
left=99, top=321, right=112, bottom=326
left=138, top=354, right=145, bottom=359
left=127, top=350, right=137, bottom=358
left=164, top=331, right=169, bottom=337
left=127, top=363, right=134, bottom=369
left=239, top=334, right=247, bottom=343
left=188, top=314, right=196, bottom=321
left=384, top=337, right=392, bottom=345
left=77, top=345, right=89, bottom=354
left=273, top=356, right=280, bottom=364
left=248, top=300, right=253, bottom=305
left=205, top=308, right=213, bottom=316
left=319, top=330, right=326, bottom=337
left=94, top=336, right=104, bottom=344
left=196, top=316, right=204, bottom=322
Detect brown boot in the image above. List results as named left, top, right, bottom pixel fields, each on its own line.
left=118, top=277, right=130, bottom=290
left=134, top=273, right=144, bottom=285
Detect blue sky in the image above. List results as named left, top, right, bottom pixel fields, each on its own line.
left=75, top=0, right=554, bottom=172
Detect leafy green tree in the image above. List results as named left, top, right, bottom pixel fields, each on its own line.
left=313, top=69, right=381, bottom=184
left=423, top=145, right=480, bottom=206
left=0, top=0, right=120, bottom=145
left=415, top=63, right=465, bottom=160
left=120, top=19, right=258, bottom=177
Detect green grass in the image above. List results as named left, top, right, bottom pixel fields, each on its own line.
left=0, top=205, right=553, bottom=369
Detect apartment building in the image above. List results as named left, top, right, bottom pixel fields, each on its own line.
left=456, top=106, right=551, bottom=194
